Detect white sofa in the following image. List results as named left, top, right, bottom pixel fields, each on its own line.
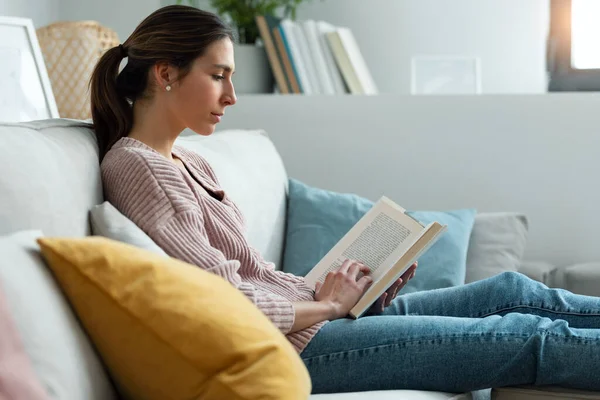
left=1, top=117, right=600, bottom=400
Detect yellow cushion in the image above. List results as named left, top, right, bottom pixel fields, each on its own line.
left=37, top=236, right=311, bottom=400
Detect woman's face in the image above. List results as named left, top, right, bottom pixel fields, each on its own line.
left=169, top=38, right=237, bottom=135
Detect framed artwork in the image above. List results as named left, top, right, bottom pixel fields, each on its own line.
left=0, top=16, right=59, bottom=122
left=411, top=56, right=482, bottom=95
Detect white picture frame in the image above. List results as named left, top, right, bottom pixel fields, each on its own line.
left=411, top=55, right=482, bottom=95
left=0, top=16, right=59, bottom=122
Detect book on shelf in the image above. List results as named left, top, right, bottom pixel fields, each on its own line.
left=272, top=25, right=302, bottom=93
left=315, top=21, right=348, bottom=94
left=292, top=21, right=323, bottom=94
left=326, top=27, right=379, bottom=95
left=280, top=19, right=314, bottom=94
left=300, top=20, right=336, bottom=95
left=304, top=196, right=447, bottom=318
left=255, top=15, right=291, bottom=94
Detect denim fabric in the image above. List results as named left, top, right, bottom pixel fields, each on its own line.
left=301, top=272, right=600, bottom=394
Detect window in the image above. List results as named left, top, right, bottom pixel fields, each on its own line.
left=548, top=0, right=600, bottom=91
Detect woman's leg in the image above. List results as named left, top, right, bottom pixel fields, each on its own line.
left=301, top=312, right=600, bottom=394
left=383, top=271, right=600, bottom=328
left=301, top=272, right=600, bottom=394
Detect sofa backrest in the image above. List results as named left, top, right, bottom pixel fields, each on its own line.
left=0, top=119, right=103, bottom=238
left=0, top=120, right=289, bottom=268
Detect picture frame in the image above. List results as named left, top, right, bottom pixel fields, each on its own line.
left=0, top=16, right=59, bottom=122
left=411, top=55, right=482, bottom=95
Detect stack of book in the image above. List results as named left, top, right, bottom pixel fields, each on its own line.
left=255, top=15, right=378, bottom=95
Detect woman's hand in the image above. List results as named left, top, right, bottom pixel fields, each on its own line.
left=366, top=261, right=418, bottom=315
left=314, top=259, right=374, bottom=320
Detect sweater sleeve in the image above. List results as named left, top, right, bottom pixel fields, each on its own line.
left=153, top=210, right=296, bottom=334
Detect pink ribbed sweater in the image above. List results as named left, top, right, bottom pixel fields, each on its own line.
left=101, top=137, right=325, bottom=353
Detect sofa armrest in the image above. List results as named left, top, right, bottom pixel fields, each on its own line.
left=546, top=262, right=600, bottom=297
left=517, top=260, right=556, bottom=286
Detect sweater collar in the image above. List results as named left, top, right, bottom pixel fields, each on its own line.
left=113, top=137, right=223, bottom=197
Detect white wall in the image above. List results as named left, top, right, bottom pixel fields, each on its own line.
left=0, top=0, right=60, bottom=27
left=213, top=93, right=600, bottom=267
left=59, top=0, right=161, bottom=41
left=294, top=0, right=550, bottom=95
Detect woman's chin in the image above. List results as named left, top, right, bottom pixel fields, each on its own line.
left=187, top=125, right=215, bottom=136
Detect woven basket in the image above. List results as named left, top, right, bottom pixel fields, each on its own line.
left=37, top=21, right=120, bottom=120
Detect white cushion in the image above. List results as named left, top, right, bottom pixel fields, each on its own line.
left=90, top=201, right=167, bottom=255
left=0, top=230, right=116, bottom=400
left=176, top=129, right=288, bottom=267
left=0, top=119, right=102, bottom=237
left=465, top=212, right=529, bottom=283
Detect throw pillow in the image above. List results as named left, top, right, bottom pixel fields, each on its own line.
left=90, top=201, right=167, bottom=256
left=465, top=212, right=529, bottom=283
left=0, top=281, right=49, bottom=400
left=282, top=178, right=476, bottom=294
left=0, top=230, right=117, bottom=400
left=37, top=236, right=311, bottom=400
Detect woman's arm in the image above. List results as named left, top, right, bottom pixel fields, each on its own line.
left=290, top=301, right=336, bottom=333
left=289, top=259, right=374, bottom=333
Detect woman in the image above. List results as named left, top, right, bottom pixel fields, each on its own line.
left=91, top=5, right=600, bottom=395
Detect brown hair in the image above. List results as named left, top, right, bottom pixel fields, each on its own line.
left=89, top=5, right=234, bottom=161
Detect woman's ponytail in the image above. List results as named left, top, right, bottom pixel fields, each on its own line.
left=90, top=46, right=132, bottom=162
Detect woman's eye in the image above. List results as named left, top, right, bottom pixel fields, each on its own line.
left=213, top=75, right=225, bottom=81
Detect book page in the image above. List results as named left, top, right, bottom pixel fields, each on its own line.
left=305, top=197, right=424, bottom=287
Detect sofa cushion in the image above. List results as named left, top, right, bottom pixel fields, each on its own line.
left=90, top=201, right=167, bottom=255
left=493, top=385, right=600, bottom=400
left=465, top=212, right=529, bottom=283
left=399, top=208, right=476, bottom=293
left=0, top=280, right=49, bottom=400
left=37, top=236, right=311, bottom=400
left=548, top=262, right=600, bottom=297
left=0, top=119, right=102, bottom=237
left=310, top=390, right=471, bottom=399
left=176, top=129, right=288, bottom=267
left=282, top=178, right=476, bottom=293
left=0, top=230, right=117, bottom=400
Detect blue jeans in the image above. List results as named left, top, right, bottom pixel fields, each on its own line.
left=300, top=271, right=600, bottom=394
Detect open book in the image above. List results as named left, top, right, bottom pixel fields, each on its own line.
left=304, top=196, right=447, bottom=318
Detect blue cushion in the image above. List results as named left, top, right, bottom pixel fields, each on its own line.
left=282, top=178, right=476, bottom=293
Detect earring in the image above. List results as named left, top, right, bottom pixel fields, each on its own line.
left=166, top=85, right=171, bottom=92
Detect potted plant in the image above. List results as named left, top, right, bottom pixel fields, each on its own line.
left=172, top=0, right=318, bottom=93
left=175, top=0, right=312, bottom=44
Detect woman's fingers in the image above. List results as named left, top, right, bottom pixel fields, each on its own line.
left=338, top=258, right=352, bottom=273
left=346, top=260, right=372, bottom=282
left=378, top=293, right=387, bottom=313
left=386, top=280, right=400, bottom=306
left=357, top=274, right=374, bottom=291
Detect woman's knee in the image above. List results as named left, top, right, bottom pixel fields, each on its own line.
left=495, top=271, right=530, bottom=287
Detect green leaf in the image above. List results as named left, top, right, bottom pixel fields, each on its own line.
left=208, top=0, right=321, bottom=44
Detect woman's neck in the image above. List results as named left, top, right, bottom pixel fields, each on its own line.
left=127, top=99, right=183, bottom=160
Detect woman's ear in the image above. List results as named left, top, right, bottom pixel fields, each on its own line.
left=152, top=62, right=178, bottom=91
